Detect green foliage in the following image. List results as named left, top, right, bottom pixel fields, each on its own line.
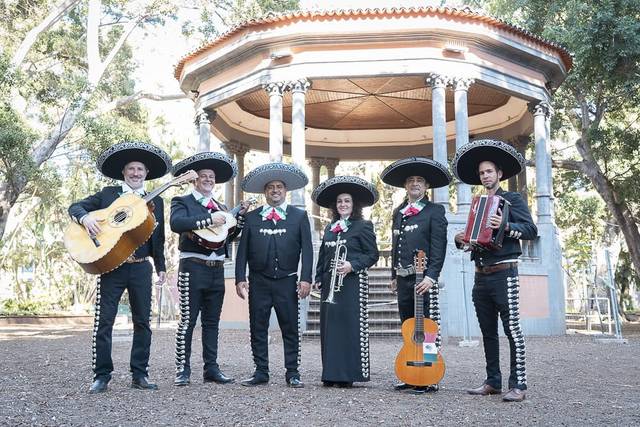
left=1, top=298, right=51, bottom=316
left=0, top=105, right=38, bottom=186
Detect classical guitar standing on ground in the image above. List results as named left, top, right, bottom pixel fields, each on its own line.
left=394, top=250, right=446, bottom=387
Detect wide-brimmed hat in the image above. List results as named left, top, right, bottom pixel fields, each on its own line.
left=172, top=151, right=237, bottom=183
left=453, top=139, right=525, bottom=185
left=96, top=141, right=172, bottom=181
left=380, top=157, right=451, bottom=189
left=312, top=176, right=379, bottom=208
left=241, top=162, right=308, bottom=193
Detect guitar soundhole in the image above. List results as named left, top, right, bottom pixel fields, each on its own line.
left=109, top=207, right=132, bottom=227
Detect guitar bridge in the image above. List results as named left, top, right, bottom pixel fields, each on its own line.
left=406, top=361, right=432, bottom=367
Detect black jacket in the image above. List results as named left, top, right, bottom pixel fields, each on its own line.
left=314, top=219, right=379, bottom=284
left=235, top=204, right=313, bottom=283
left=68, top=185, right=166, bottom=272
left=169, top=193, right=243, bottom=257
left=391, top=197, right=448, bottom=282
left=460, top=188, right=538, bottom=266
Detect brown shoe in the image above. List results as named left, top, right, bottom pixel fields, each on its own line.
left=503, top=388, right=526, bottom=402
left=466, top=384, right=502, bottom=395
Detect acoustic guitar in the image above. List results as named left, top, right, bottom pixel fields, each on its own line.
left=191, top=197, right=256, bottom=250
left=64, top=170, right=197, bottom=275
left=394, top=250, right=446, bottom=386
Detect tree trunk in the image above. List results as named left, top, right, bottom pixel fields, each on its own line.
left=574, top=137, right=640, bottom=318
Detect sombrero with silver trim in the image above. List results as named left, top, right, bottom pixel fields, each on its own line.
left=312, top=176, right=379, bottom=208
left=241, top=162, right=308, bottom=193
left=96, top=141, right=172, bottom=180
left=380, top=157, right=452, bottom=189
left=172, top=151, right=238, bottom=183
left=453, top=139, right=525, bottom=185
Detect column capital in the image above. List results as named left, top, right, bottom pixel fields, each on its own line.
left=309, top=157, right=324, bottom=169
left=426, top=73, right=450, bottom=89
left=263, top=81, right=287, bottom=97
left=452, top=77, right=474, bottom=92
left=528, top=101, right=553, bottom=118
left=195, top=108, right=215, bottom=126
left=287, top=78, right=311, bottom=94
left=224, top=141, right=251, bottom=156
left=323, top=158, right=340, bottom=170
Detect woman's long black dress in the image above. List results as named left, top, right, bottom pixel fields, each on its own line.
left=315, top=219, right=379, bottom=383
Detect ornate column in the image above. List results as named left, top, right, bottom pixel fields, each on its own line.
left=453, top=77, right=473, bottom=215
left=289, top=78, right=311, bottom=208
left=226, top=141, right=250, bottom=205
left=324, top=158, right=339, bottom=179
left=513, top=135, right=530, bottom=206
left=221, top=143, right=235, bottom=207
left=264, top=82, right=287, bottom=161
left=196, top=109, right=216, bottom=153
left=544, top=104, right=555, bottom=218
left=309, top=158, right=324, bottom=232
left=427, top=74, right=449, bottom=210
left=530, top=101, right=552, bottom=223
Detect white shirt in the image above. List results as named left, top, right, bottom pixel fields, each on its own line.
left=122, top=182, right=146, bottom=196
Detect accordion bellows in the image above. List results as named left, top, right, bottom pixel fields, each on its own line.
left=463, top=195, right=510, bottom=251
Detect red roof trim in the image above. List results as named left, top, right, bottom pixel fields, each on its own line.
left=174, top=6, right=572, bottom=81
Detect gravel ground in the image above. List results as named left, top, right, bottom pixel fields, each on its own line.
left=0, top=324, right=638, bottom=426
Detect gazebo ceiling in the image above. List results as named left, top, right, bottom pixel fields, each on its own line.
left=235, top=77, right=509, bottom=130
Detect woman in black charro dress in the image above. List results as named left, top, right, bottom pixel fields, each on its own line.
left=312, top=176, right=379, bottom=387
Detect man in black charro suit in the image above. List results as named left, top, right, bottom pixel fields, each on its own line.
left=68, top=141, right=171, bottom=394
left=170, top=152, right=249, bottom=387
left=452, top=139, right=537, bottom=403
left=381, top=157, right=451, bottom=394
left=235, top=162, right=313, bottom=388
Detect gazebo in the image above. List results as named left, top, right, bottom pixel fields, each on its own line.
left=174, top=7, right=571, bottom=335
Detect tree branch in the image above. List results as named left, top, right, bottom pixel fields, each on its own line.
left=90, top=91, right=187, bottom=117
left=10, top=0, right=82, bottom=69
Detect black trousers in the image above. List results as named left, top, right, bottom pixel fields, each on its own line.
left=472, top=266, right=527, bottom=390
left=175, top=258, right=226, bottom=378
left=396, top=275, right=442, bottom=348
left=92, top=261, right=152, bottom=381
left=248, top=272, right=300, bottom=380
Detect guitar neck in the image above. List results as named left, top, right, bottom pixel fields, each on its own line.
left=414, top=279, right=425, bottom=334
left=142, top=170, right=198, bottom=203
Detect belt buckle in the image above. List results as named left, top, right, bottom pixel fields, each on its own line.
left=395, top=266, right=416, bottom=277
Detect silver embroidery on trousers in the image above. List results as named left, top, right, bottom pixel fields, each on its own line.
left=174, top=271, right=191, bottom=373
left=91, top=277, right=102, bottom=373
left=507, top=275, right=526, bottom=386
left=358, top=271, right=370, bottom=379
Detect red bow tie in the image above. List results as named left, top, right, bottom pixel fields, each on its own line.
left=404, top=206, right=420, bottom=217
left=206, top=199, right=218, bottom=211
left=331, top=224, right=344, bottom=233
left=266, top=209, right=281, bottom=222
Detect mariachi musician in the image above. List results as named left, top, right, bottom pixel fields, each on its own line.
left=235, top=162, right=313, bottom=388
left=170, top=152, right=249, bottom=386
left=381, top=157, right=451, bottom=394
left=68, top=141, right=171, bottom=394
left=312, top=176, right=379, bottom=388
left=452, top=139, right=537, bottom=402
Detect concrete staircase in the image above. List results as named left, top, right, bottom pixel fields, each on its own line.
left=304, top=267, right=401, bottom=337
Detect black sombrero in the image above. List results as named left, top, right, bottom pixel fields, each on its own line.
left=96, top=141, right=172, bottom=181
left=172, top=151, right=238, bottom=184
left=453, top=139, right=525, bottom=185
left=380, top=157, right=452, bottom=189
left=241, top=162, right=308, bottom=193
left=312, top=176, right=379, bottom=208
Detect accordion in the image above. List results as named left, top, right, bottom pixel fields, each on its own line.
left=463, top=195, right=511, bottom=251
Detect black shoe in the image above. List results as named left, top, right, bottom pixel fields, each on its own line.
left=88, top=378, right=108, bottom=394
left=322, top=381, right=336, bottom=387
left=409, top=384, right=439, bottom=395
left=204, top=371, right=235, bottom=384
left=394, top=382, right=414, bottom=391
left=131, top=377, right=159, bottom=390
left=174, top=373, right=190, bottom=387
left=240, top=375, right=269, bottom=387
left=286, top=377, right=305, bottom=388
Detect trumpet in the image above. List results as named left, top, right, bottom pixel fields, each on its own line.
left=324, top=242, right=348, bottom=304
